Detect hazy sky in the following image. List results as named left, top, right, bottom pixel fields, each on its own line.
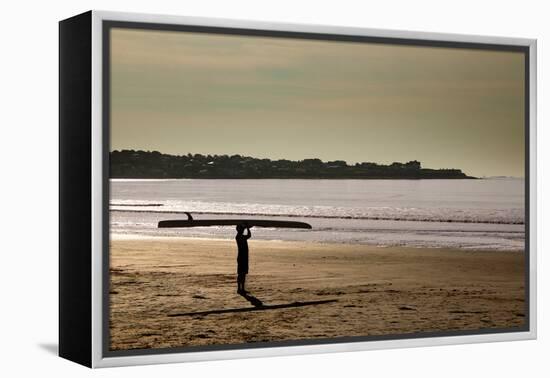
left=110, top=28, right=525, bottom=177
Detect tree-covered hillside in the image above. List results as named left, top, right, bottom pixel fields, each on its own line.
left=110, top=150, right=475, bottom=179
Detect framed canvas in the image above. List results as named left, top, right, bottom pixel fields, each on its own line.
left=59, top=10, right=537, bottom=368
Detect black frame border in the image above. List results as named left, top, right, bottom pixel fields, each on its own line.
left=59, top=11, right=93, bottom=367
left=101, top=20, right=531, bottom=359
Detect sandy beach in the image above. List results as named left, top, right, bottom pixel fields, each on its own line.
left=109, top=237, right=525, bottom=351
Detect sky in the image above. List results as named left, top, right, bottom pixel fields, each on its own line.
left=110, top=28, right=526, bottom=177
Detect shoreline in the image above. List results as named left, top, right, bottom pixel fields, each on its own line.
left=110, top=233, right=524, bottom=253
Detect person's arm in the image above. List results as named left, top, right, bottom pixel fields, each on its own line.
left=245, top=225, right=252, bottom=239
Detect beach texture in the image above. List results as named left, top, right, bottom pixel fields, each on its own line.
left=109, top=238, right=525, bottom=351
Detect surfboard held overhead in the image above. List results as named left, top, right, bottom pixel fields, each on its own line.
left=158, top=218, right=312, bottom=229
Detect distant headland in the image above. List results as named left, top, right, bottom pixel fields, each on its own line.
left=110, top=150, right=476, bottom=179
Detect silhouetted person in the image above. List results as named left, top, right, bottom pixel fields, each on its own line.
left=236, top=224, right=251, bottom=293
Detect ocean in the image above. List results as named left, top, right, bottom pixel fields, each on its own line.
left=110, top=178, right=525, bottom=251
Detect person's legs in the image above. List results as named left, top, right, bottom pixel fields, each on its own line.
left=237, top=273, right=244, bottom=293
left=241, top=273, right=247, bottom=293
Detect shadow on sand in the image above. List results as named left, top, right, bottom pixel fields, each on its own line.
left=168, top=292, right=337, bottom=317
left=239, top=291, right=265, bottom=308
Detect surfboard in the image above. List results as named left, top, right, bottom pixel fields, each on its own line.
left=158, top=213, right=312, bottom=229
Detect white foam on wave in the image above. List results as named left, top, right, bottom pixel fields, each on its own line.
left=110, top=199, right=524, bottom=225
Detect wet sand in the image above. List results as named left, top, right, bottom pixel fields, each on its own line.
left=109, top=238, right=526, bottom=351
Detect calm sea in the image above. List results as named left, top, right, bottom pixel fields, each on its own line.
left=110, top=178, right=525, bottom=251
